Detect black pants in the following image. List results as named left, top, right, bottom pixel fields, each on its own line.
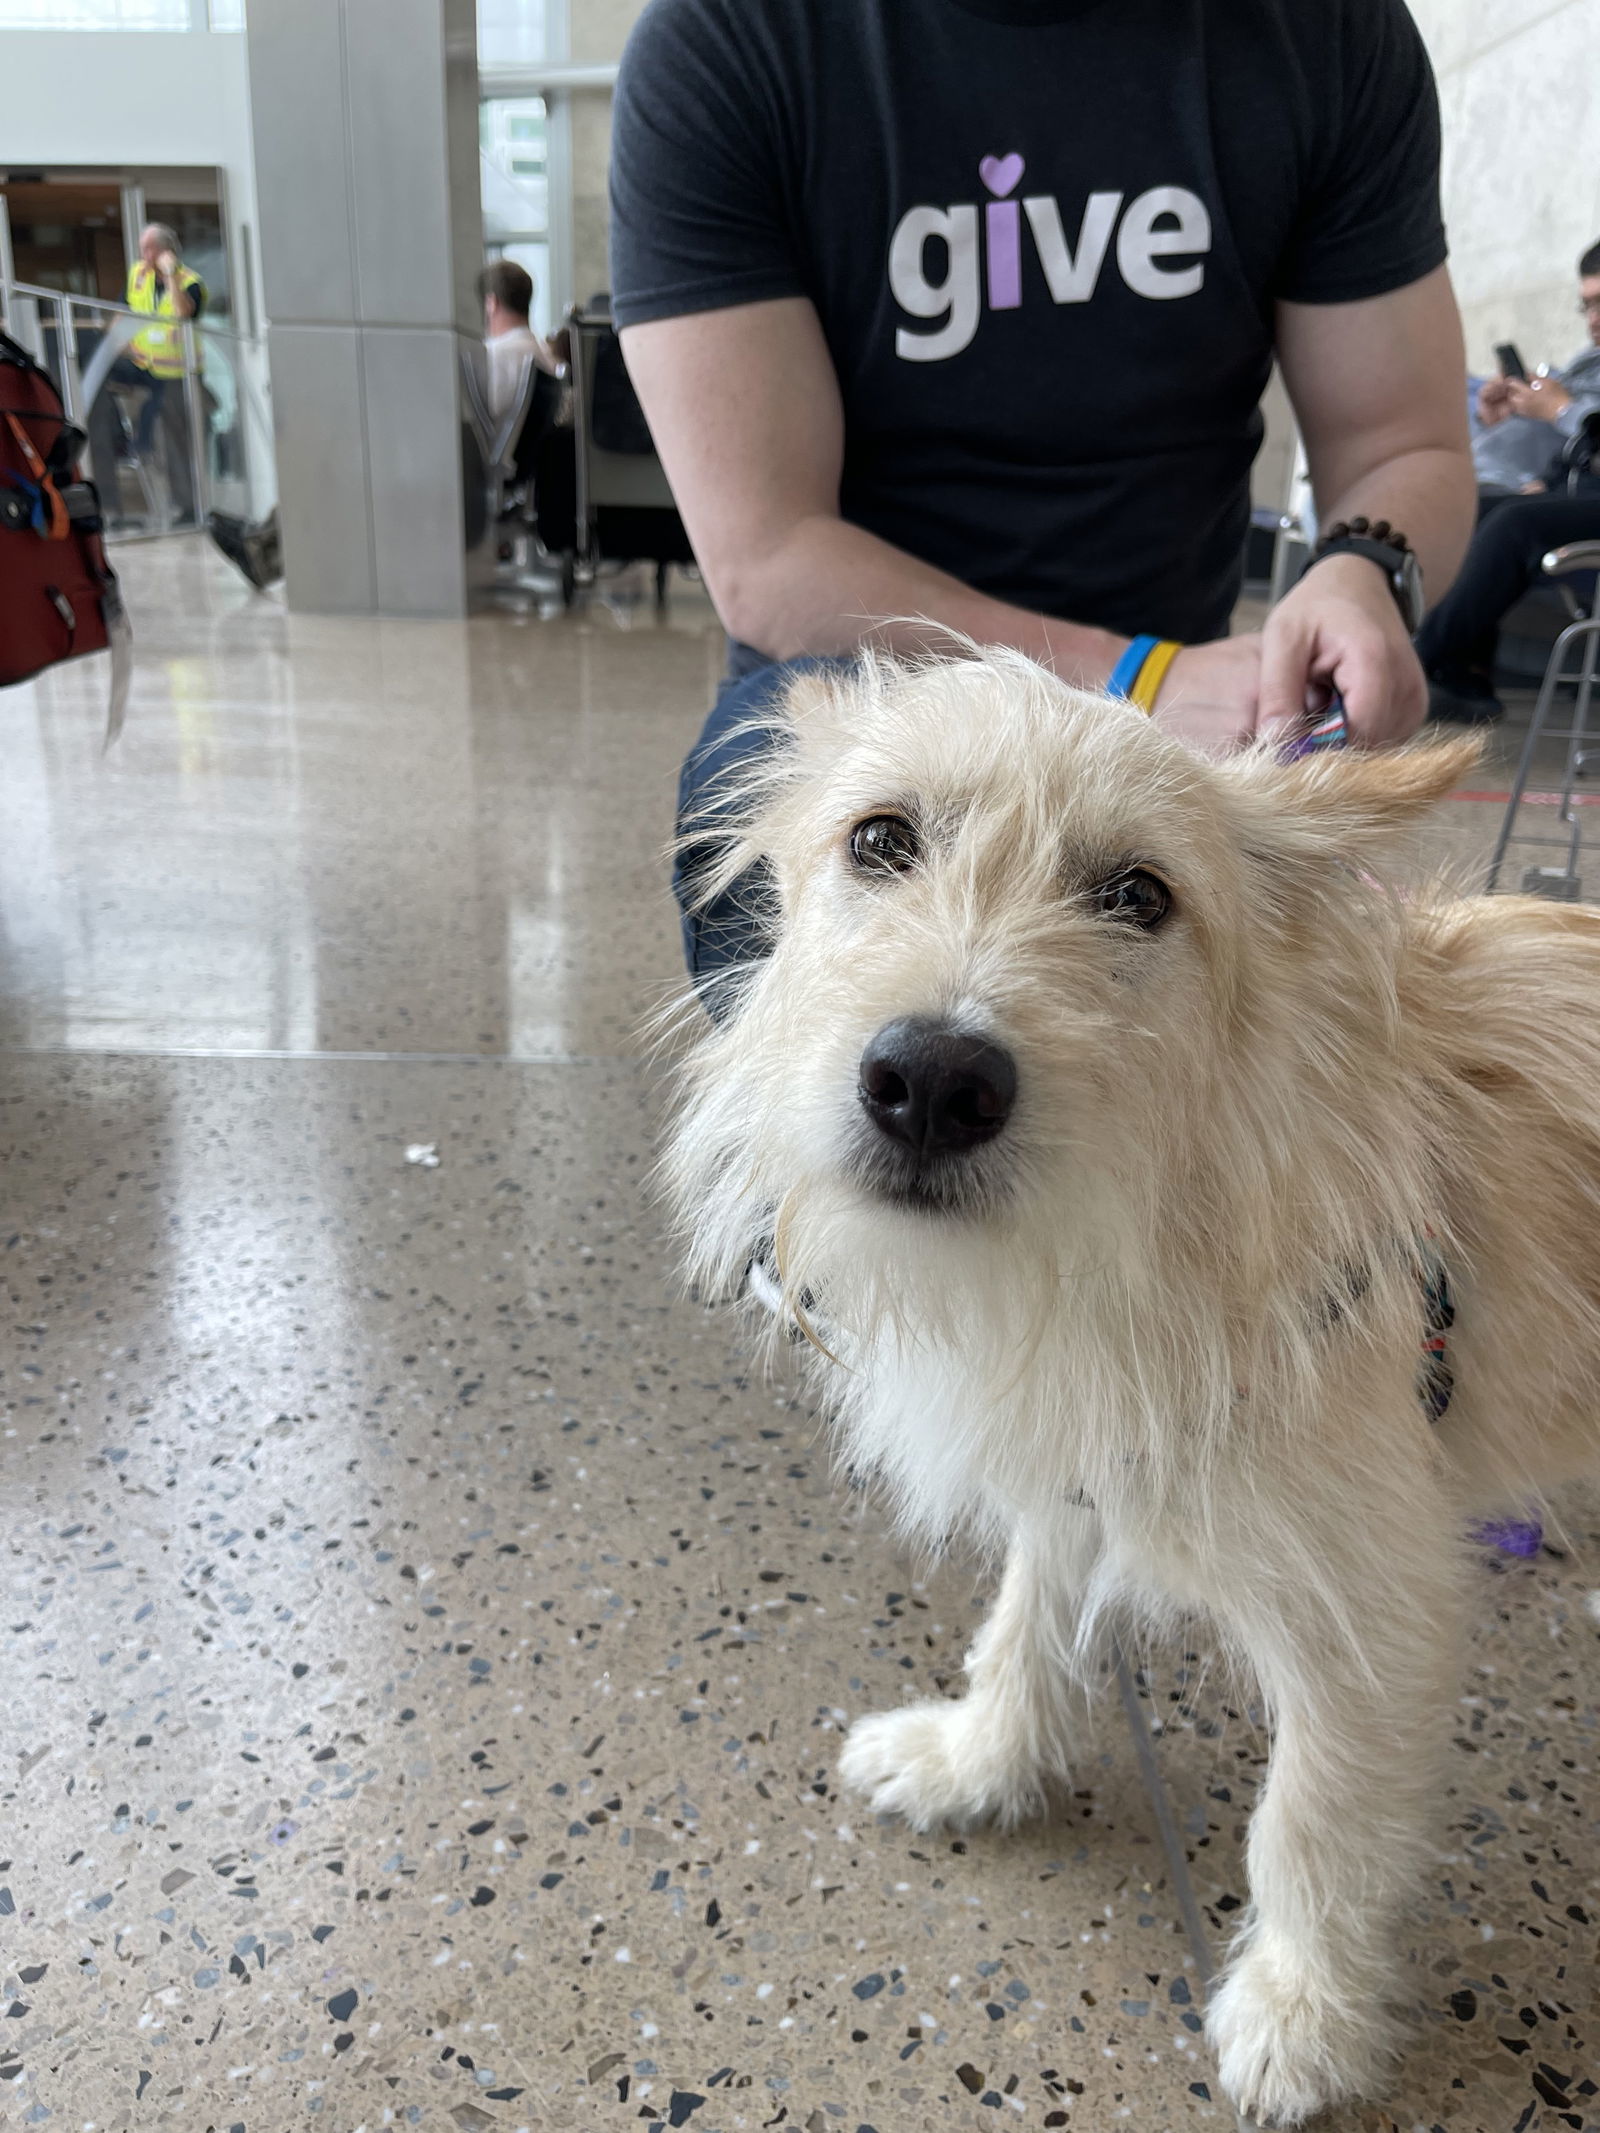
left=1415, top=489, right=1600, bottom=679
left=86, top=357, right=198, bottom=525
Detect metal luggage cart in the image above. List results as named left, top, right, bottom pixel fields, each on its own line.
left=566, top=302, right=694, bottom=604
left=1486, top=541, right=1600, bottom=899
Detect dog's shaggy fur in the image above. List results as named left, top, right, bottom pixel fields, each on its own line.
left=660, top=648, right=1600, bottom=2124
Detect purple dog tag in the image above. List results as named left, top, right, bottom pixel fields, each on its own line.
left=1470, top=1516, right=1544, bottom=1558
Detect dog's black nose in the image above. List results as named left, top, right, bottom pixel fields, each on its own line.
left=858, top=1017, right=1017, bottom=1158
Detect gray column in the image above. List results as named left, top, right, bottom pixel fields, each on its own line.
left=246, top=0, right=485, bottom=616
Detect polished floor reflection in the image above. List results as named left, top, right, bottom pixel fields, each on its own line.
left=0, top=540, right=723, bottom=1060
left=0, top=540, right=1595, bottom=2133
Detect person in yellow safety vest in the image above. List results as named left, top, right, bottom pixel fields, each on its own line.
left=126, top=222, right=206, bottom=383
left=105, top=222, right=206, bottom=523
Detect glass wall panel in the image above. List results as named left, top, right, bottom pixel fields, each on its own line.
left=477, top=0, right=546, bottom=66
left=481, top=91, right=552, bottom=335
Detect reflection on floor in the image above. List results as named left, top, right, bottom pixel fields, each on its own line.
left=0, top=539, right=1595, bottom=2133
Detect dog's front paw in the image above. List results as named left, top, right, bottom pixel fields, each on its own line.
left=838, top=1699, right=1049, bottom=1832
left=1207, top=1943, right=1400, bottom=2127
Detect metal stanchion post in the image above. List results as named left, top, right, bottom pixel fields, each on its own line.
left=180, top=315, right=209, bottom=526
left=53, top=293, right=82, bottom=424
left=0, top=197, right=16, bottom=330
left=8, top=291, right=43, bottom=367
left=570, top=318, right=594, bottom=581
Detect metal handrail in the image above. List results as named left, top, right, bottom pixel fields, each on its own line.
left=1, top=271, right=273, bottom=537
left=1486, top=612, right=1600, bottom=893
left=0, top=273, right=263, bottom=352
left=2, top=275, right=148, bottom=322
left=1544, top=542, right=1600, bottom=576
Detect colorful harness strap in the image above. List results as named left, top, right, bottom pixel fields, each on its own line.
left=1416, top=1240, right=1454, bottom=1422
left=1282, top=700, right=1349, bottom=758
left=4, top=409, right=69, bottom=540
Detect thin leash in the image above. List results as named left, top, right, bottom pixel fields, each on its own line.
left=1111, top=1641, right=1217, bottom=1986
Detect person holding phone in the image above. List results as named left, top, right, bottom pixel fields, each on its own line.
left=1420, top=238, right=1600, bottom=720
left=104, top=222, right=207, bottom=525
left=1468, top=245, right=1600, bottom=493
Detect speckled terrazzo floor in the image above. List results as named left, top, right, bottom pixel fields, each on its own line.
left=0, top=540, right=1596, bottom=2133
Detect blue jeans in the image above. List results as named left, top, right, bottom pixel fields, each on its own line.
left=673, top=645, right=855, bottom=998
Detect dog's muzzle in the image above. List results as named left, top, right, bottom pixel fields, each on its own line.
left=854, top=1016, right=1017, bottom=1210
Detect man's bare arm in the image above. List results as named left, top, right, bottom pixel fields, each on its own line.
left=621, top=299, right=1126, bottom=685
left=1277, top=264, right=1474, bottom=602
left=1253, top=266, right=1476, bottom=740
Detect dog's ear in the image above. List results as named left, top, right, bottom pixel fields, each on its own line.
left=1233, top=730, right=1482, bottom=852
left=1282, top=731, right=1482, bottom=828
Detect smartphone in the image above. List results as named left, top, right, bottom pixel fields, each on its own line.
left=1494, top=342, right=1528, bottom=381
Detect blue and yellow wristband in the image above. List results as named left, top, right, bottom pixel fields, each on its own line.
left=1107, top=634, right=1182, bottom=713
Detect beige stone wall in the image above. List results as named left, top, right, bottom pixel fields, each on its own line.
left=565, top=0, right=644, bottom=302
left=569, top=90, right=614, bottom=306
left=1411, top=0, right=1600, bottom=374
left=569, top=0, right=641, bottom=62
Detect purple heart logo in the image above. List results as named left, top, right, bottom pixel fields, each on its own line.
left=979, top=153, right=1025, bottom=199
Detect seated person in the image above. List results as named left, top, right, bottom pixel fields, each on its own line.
left=1473, top=245, right=1600, bottom=492
left=1470, top=377, right=1563, bottom=500
left=479, top=259, right=561, bottom=422
left=1418, top=238, right=1600, bottom=720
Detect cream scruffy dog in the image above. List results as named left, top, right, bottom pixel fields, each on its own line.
left=660, top=648, right=1600, bottom=2126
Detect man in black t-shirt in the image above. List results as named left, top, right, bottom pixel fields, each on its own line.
left=611, top=0, right=1475, bottom=984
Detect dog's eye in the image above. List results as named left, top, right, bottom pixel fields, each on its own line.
left=849, top=814, right=920, bottom=875
left=1093, top=868, right=1171, bottom=928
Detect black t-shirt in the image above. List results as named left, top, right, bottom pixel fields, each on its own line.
left=610, top=0, right=1445, bottom=645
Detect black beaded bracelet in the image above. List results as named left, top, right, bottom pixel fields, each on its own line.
left=1314, top=516, right=1414, bottom=559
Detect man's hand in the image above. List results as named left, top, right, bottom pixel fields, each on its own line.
left=1505, top=374, right=1572, bottom=423
left=1477, top=376, right=1514, bottom=427
left=157, top=249, right=180, bottom=281
left=1148, top=555, right=1426, bottom=753
left=1252, top=553, right=1426, bottom=746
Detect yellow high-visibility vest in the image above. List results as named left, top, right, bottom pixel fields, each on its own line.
left=126, top=260, right=205, bottom=380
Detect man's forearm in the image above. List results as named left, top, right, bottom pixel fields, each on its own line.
left=1312, top=444, right=1476, bottom=613
left=722, top=512, right=1127, bottom=687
